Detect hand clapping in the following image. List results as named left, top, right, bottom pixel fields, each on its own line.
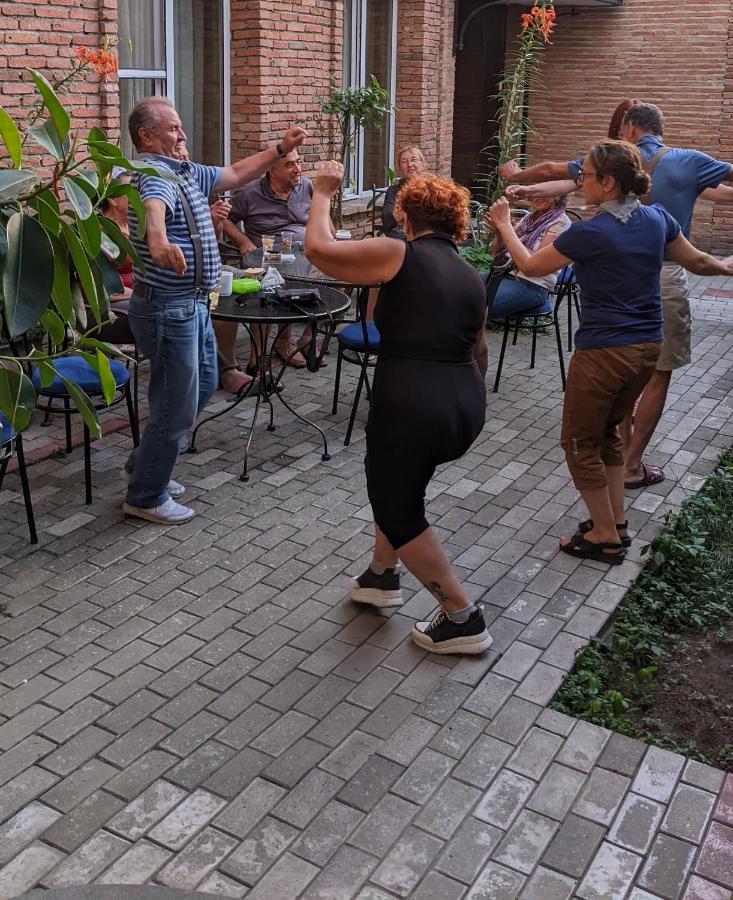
left=487, top=197, right=512, bottom=232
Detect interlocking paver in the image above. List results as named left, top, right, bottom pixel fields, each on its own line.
left=0, top=298, right=730, bottom=899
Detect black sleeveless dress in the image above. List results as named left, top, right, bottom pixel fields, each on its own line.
left=365, top=232, right=487, bottom=549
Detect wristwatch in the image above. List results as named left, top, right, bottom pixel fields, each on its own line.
left=276, top=143, right=286, bottom=158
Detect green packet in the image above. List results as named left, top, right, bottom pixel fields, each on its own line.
left=231, top=278, right=262, bottom=294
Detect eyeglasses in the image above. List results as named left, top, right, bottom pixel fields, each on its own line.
left=577, top=171, right=600, bottom=184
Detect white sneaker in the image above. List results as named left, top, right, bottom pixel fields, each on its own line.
left=122, top=497, right=194, bottom=524
left=120, top=469, right=185, bottom=498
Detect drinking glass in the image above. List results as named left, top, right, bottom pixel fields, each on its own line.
left=281, top=234, right=293, bottom=253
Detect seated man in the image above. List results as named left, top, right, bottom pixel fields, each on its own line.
left=223, top=147, right=313, bottom=368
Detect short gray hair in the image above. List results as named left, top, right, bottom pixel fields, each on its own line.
left=623, top=103, right=664, bottom=137
left=128, top=96, right=174, bottom=151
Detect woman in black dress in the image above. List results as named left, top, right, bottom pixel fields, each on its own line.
left=306, top=162, right=492, bottom=655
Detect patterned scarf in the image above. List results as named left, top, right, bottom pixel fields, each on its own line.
left=494, top=205, right=568, bottom=267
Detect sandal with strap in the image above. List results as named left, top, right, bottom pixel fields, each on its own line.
left=625, top=461, right=665, bottom=490
left=578, top=518, right=632, bottom=548
left=219, top=365, right=253, bottom=394
left=560, top=532, right=626, bottom=565
left=245, top=361, right=284, bottom=393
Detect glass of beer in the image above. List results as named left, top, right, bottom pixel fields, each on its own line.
left=281, top=233, right=293, bottom=253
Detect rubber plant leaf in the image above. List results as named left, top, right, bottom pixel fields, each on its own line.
left=60, top=375, right=101, bottom=439
left=60, top=220, right=99, bottom=326
left=0, top=170, right=38, bottom=205
left=0, top=106, right=22, bottom=168
left=27, top=120, right=68, bottom=160
left=2, top=211, right=54, bottom=338
left=29, top=69, right=70, bottom=144
left=62, top=176, right=93, bottom=221
left=0, top=366, right=35, bottom=432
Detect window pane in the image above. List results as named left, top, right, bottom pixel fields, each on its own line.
left=119, top=78, right=166, bottom=158
left=118, top=0, right=165, bottom=70
left=174, top=0, right=223, bottom=165
left=363, top=0, right=393, bottom=188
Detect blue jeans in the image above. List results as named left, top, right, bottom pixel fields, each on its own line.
left=490, top=275, right=552, bottom=320
left=125, top=291, right=218, bottom=508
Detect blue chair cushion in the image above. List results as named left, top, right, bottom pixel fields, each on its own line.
left=0, top=413, right=16, bottom=444
left=32, top=355, right=131, bottom=396
left=338, top=321, right=380, bottom=351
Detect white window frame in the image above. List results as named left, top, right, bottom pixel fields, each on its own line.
left=118, top=0, right=230, bottom=163
left=343, top=0, right=398, bottom=199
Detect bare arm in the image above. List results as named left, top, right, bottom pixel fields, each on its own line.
left=488, top=197, right=571, bottom=277
left=500, top=158, right=573, bottom=185
left=506, top=179, right=578, bottom=201
left=216, top=127, right=308, bottom=192
left=144, top=199, right=186, bottom=276
left=665, top=233, right=733, bottom=275
left=305, top=163, right=406, bottom=285
left=701, top=183, right=733, bottom=202
left=221, top=218, right=256, bottom=253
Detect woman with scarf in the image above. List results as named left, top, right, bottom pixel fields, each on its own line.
left=488, top=139, right=733, bottom=565
left=486, top=195, right=570, bottom=320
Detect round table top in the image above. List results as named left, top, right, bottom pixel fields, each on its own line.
left=212, top=282, right=351, bottom=325
left=240, top=248, right=380, bottom=289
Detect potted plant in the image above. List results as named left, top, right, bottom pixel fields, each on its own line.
left=0, top=53, right=166, bottom=438
left=315, top=75, right=396, bottom=228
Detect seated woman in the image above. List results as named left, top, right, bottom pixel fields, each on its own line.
left=485, top=195, right=570, bottom=319
left=489, top=140, right=733, bottom=565
left=306, top=162, right=492, bottom=656
left=380, top=145, right=427, bottom=238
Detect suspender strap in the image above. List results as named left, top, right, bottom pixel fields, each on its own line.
left=177, top=186, right=203, bottom=289
left=640, top=146, right=671, bottom=206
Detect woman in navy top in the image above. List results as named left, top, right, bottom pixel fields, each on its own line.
left=489, top=140, right=733, bottom=565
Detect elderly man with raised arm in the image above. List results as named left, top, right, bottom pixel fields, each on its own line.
left=121, top=96, right=306, bottom=525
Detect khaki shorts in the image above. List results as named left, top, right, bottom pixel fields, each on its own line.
left=657, top=261, right=691, bottom=371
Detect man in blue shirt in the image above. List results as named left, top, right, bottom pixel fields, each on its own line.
left=122, top=96, right=306, bottom=524
left=500, top=102, right=733, bottom=488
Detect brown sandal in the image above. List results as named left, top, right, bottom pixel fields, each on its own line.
left=577, top=519, right=632, bottom=548
left=220, top=365, right=253, bottom=394
left=560, top=532, right=626, bottom=565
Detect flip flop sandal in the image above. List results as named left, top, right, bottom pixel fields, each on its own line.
left=219, top=365, right=254, bottom=394
left=577, top=518, right=632, bottom=548
left=624, top=461, right=665, bottom=490
left=274, top=345, right=306, bottom=368
left=560, top=532, right=626, bottom=565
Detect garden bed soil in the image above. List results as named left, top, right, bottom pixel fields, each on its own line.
left=631, top=622, right=733, bottom=770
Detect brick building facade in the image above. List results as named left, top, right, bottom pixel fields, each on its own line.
left=1, top=0, right=732, bottom=248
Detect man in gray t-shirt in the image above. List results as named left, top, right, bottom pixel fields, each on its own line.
left=222, top=149, right=314, bottom=367
left=224, top=149, right=313, bottom=252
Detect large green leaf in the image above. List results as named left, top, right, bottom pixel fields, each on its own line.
left=106, top=184, right=147, bottom=239
left=87, top=138, right=123, bottom=159
left=35, top=189, right=61, bottom=237
left=94, top=250, right=124, bottom=298
left=60, top=220, right=99, bottom=326
left=2, top=212, right=54, bottom=337
left=60, top=375, right=101, bottom=439
left=95, top=349, right=115, bottom=405
left=29, top=69, right=70, bottom=144
left=76, top=169, right=99, bottom=192
left=62, top=176, right=93, bottom=221
left=71, top=282, right=87, bottom=331
left=88, top=127, right=108, bottom=144
left=0, top=170, right=38, bottom=204
left=81, top=336, right=127, bottom=359
left=0, top=107, right=22, bottom=169
left=48, top=236, right=74, bottom=327
left=90, top=257, right=110, bottom=326
left=35, top=356, right=57, bottom=390
left=40, top=307, right=65, bottom=346
left=27, top=120, right=68, bottom=160
left=0, top=366, right=35, bottom=432
left=76, top=212, right=102, bottom=259
left=99, top=215, right=141, bottom=267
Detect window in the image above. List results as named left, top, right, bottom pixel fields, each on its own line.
left=343, top=0, right=397, bottom=195
left=118, top=0, right=229, bottom=165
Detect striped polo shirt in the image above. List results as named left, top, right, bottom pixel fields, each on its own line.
left=129, top=153, right=222, bottom=294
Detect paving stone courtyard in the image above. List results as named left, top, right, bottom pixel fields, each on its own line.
left=0, top=275, right=732, bottom=899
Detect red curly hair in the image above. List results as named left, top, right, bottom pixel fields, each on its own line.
left=394, top=173, right=470, bottom=242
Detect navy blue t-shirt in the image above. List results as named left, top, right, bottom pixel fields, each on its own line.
left=553, top=204, right=680, bottom=350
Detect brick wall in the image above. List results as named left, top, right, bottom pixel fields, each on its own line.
left=395, top=0, right=456, bottom=175
left=0, top=0, right=118, bottom=142
left=520, top=0, right=733, bottom=251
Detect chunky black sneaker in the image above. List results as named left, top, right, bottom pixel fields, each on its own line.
left=349, top=566, right=403, bottom=607
left=412, top=608, right=493, bottom=655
